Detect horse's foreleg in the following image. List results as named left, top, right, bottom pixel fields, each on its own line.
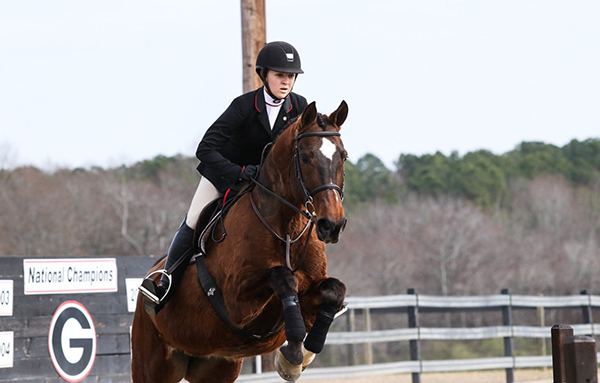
left=270, top=266, right=306, bottom=381
left=131, top=300, right=188, bottom=383
left=304, top=277, right=346, bottom=354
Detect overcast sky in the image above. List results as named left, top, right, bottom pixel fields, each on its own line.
left=1, top=1, right=599, bottom=171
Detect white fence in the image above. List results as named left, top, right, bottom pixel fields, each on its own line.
left=238, top=290, right=600, bottom=382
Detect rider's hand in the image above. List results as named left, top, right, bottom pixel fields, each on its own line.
left=238, top=165, right=258, bottom=182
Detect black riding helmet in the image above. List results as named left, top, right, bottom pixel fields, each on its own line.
left=255, top=41, right=303, bottom=101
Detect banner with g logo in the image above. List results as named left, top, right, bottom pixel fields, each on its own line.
left=48, top=301, right=96, bottom=382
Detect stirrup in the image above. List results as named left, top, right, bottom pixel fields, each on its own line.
left=138, top=270, right=172, bottom=304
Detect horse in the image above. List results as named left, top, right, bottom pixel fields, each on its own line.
left=131, top=100, right=349, bottom=383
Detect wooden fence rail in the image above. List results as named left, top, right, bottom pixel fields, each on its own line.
left=239, top=288, right=600, bottom=383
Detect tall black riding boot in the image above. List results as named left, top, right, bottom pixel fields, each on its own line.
left=139, top=218, right=195, bottom=316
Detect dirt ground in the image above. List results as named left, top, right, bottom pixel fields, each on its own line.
left=309, top=368, right=555, bottom=383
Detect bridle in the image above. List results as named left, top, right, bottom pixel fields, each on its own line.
left=250, top=129, right=345, bottom=271
left=293, top=131, right=345, bottom=203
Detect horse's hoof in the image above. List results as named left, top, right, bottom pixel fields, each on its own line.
left=275, top=349, right=302, bottom=382
left=301, top=347, right=315, bottom=371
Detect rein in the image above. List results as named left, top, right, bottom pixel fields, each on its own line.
left=250, top=130, right=344, bottom=272
left=250, top=181, right=316, bottom=272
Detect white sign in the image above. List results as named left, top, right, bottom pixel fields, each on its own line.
left=0, top=280, right=13, bottom=316
left=0, top=331, right=13, bottom=369
left=48, top=301, right=96, bottom=382
left=125, top=278, right=143, bottom=312
left=24, top=258, right=118, bottom=295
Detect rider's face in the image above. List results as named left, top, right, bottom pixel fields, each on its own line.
left=265, top=70, right=296, bottom=99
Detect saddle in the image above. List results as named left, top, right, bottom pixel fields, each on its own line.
left=192, top=184, right=254, bottom=257
left=192, top=198, right=223, bottom=255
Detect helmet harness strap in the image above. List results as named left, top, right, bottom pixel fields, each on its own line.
left=260, top=69, right=298, bottom=103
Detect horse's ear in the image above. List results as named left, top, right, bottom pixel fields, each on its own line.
left=328, top=100, right=348, bottom=131
left=300, top=101, right=318, bottom=131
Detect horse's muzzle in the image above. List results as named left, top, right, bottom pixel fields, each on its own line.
left=316, top=217, right=347, bottom=243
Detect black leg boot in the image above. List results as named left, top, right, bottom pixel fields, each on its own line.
left=139, top=218, right=195, bottom=316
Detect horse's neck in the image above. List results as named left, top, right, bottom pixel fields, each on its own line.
left=253, top=145, right=304, bottom=228
left=261, top=136, right=296, bottom=198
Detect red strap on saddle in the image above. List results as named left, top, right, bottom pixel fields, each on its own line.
left=223, top=188, right=231, bottom=205
left=224, top=165, right=245, bottom=205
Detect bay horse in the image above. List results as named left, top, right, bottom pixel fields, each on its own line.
left=131, top=100, right=349, bottom=383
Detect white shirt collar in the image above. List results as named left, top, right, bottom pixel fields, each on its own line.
left=264, top=88, right=285, bottom=129
left=264, top=87, right=284, bottom=107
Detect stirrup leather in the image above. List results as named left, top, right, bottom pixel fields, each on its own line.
left=138, top=270, right=172, bottom=305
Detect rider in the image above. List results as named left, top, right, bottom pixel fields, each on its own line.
left=139, top=41, right=308, bottom=315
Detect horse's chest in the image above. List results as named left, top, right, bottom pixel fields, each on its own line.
left=295, top=272, right=318, bottom=293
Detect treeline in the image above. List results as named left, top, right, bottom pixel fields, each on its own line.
left=332, top=139, right=600, bottom=295
left=346, top=138, right=600, bottom=209
left=2, top=138, right=600, bottom=300
left=0, top=155, right=199, bottom=257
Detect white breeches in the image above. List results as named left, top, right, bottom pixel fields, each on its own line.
left=186, top=177, right=221, bottom=228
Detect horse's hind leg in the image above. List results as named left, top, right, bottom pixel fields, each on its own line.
left=185, top=356, right=242, bottom=383
left=270, top=266, right=306, bottom=381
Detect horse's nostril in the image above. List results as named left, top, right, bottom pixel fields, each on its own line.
left=316, top=218, right=334, bottom=240
left=317, top=218, right=332, bottom=231
left=316, top=218, right=346, bottom=243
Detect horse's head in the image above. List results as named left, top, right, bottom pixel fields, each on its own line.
left=286, top=100, right=349, bottom=244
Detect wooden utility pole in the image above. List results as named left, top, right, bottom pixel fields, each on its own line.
left=241, top=0, right=266, bottom=93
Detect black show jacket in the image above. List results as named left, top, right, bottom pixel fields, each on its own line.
left=196, top=87, right=308, bottom=193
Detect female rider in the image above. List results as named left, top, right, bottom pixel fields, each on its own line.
left=140, top=41, right=308, bottom=315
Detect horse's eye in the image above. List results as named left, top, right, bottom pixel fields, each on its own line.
left=301, top=154, right=311, bottom=164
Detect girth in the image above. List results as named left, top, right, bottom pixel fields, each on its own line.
left=194, top=255, right=283, bottom=341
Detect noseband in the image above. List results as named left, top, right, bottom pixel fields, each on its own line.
left=293, top=131, right=345, bottom=203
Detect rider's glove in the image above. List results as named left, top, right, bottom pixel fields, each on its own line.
left=238, top=165, right=258, bottom=182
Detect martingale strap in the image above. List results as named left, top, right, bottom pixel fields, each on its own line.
left=195, top=254, right=282, bottom=341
